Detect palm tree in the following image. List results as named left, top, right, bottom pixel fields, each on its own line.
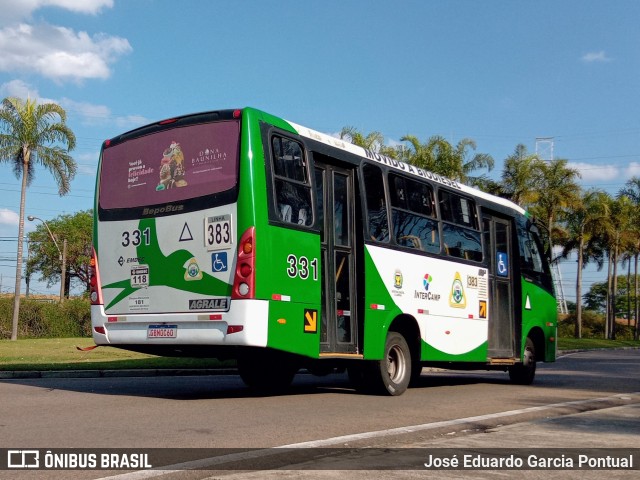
left=340, top=126, right=398, bottom=158
left=501, top=144, right=544, bottom=207
left=528, top=159, right=581, bottom=251
left=619, top=177, right=640, bottom=340
left=561, top=189, right=610, bottom=338
left=399, top=134, right=494, bottom=186
left=0, top=97, right=76, bottom=340
left=603, top=195, right=635, bottom=339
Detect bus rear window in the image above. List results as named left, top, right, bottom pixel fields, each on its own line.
left=99, top=120, right=240, bottom=210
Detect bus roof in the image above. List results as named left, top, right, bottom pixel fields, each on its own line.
left=287, top=120, right=527, bottom=216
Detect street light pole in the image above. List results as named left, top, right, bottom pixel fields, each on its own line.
left=27, top=215, right=66, bottom=303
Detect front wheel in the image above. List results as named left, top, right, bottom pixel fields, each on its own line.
left=371, top=332, right=412, bottom=396
left=509, top=337, right=536, bottom=385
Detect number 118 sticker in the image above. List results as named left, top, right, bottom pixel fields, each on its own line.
left=131, top=265, right=149, bottom=288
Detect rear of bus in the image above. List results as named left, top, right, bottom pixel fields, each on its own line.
left=90, top=109, right=265, bottom=355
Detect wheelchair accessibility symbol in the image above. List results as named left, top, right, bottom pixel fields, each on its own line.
left=212, top=252, right=228, bottom=273
left=497, top=252, right=508, bottom=277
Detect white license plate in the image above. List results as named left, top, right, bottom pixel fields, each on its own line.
left=147, top=325, right=177, bottom=338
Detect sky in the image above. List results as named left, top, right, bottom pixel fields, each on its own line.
left=0, top=0, right=639, bottom=300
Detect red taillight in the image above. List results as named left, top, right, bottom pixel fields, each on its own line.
left=94, top=326, right=106, bottom=335
left=89, top=247, right=103, bottom=305
left=232, top=227, right=255, bottom=299
left=159, top=118, right=178, bottom=125
left=240, top=263, right=252, bottom=277
left=233, top=109, right=242, bottom=119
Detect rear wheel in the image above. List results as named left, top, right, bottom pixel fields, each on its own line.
left=509, top=337, right=536, bottom=385
left=369, top=332, right=412, bottom=396
left=238, top=350, right=298, bottom=392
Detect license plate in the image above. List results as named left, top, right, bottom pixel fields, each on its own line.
left=147, top=325, right=177, bottom=338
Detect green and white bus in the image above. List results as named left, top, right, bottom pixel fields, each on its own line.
left=90, top=107, right=557, bottom=395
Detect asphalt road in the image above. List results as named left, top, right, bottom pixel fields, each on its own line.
left=0, top=349, right=638, bottom=479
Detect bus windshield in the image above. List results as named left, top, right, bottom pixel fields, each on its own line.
left=99, top=120, right=240, bottom=210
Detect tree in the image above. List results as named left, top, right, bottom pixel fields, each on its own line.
left=528, top=159, right=581, bottom=252
left=603, top=195, right=635, bottom=339
left=619, top=176, right=640, bottom=340
left=0, top=97, right=76, bottom=340
left=399, top=134, right=494, bottom=186
left=561, top=189, right=610, bottom=338
left=27, top=210, right=92, bottom=295
left=500, top=144, right=544, bottom=206
left=339, top=126, right=398, bottom=158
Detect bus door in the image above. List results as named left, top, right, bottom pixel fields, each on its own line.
left=314, top=161, right=358, bottom=354
left=483, top=213, right=516, bottom=359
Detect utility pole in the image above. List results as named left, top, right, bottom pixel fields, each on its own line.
left=60, top=238, right=67, bottom=302
left=535, top=137, right=568, bottom=314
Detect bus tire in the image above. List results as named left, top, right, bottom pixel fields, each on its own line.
left=509, top=337, right=536, bottom=385
left=238, top=350, right=298, bottom=392
left=371, top=332, right=412, bottom=396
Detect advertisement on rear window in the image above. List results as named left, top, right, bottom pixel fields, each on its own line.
left=100, top=121, right=239, bottom=209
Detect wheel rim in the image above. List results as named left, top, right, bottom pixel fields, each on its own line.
left=387, top=344, right=407, bottom=383
left=524, top=346, right=534, bottom=367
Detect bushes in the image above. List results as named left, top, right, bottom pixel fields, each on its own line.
left=0, top=297, right=91, bottom=339
left=561, top=310, right=637, bottom=340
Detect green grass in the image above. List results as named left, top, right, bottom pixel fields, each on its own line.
left=0, top=338, right=233, bottom=371
left=1, top=337, right=638, bottom=372
left=556, top=337, right=640, bottom=351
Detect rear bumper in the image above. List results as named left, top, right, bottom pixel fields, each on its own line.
left=91, top=300, right=268, bottom=347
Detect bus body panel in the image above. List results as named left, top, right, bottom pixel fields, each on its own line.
left=91, top=299, right=268, bottom=347
left=521, top=277, right=557, bottom=362
left=98, top=206, right=236, bottom=316
left=262, top=225, right=322, bottom=357
left=365, top=244, right=489, bottom=362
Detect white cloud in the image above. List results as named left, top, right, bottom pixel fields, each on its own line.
left=59, top=97, right=111, bottom=122
left=623, top=162, right=640, bottom=178
left=1, top=80, right=148, bottom=131
left=0, top=208, right=20, bottom=226
left=59, top=98, right=149, bottom=128
left=0, top=23, right=132, bottom=82
left=568, top=162, right=619, bottom=182
left=1, top=0, right=113, bottom=26
left=581, top=50, right=612, bottom=63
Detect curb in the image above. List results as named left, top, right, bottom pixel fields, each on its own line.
left=0, top=368, right=237, bottom=380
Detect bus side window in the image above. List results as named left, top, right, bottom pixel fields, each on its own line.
left=389, top=173, right=439, bottom=253
left=362, top=164, right=389, bottom=242
left=271, top=136, right=312, bottom=227
left=439, top=190, right=482, bottom=261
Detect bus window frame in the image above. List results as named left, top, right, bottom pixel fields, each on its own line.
left=436, top=188, right=484, bottom=263
left=262, top=125, right=317, bottom=232
left=387, top=171, right=441, bottom=254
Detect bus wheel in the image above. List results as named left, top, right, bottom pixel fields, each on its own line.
left=509, top=337, right=536, bottom=385
left=238, top=350, right=298, bottom=392
left=371, top=332, right=412, bottom=396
